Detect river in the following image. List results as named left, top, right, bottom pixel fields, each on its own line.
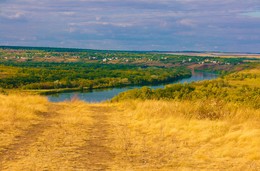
left=47, top=72, right=218, bottom=103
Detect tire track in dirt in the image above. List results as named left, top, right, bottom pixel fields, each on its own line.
left=0, top=104, right=115, bottom=170
left=73, top=106, right=115, bottom=170
left=0, top=104, right=61, bottom=169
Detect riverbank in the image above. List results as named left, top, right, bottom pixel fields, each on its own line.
left=5, top=71, right=192, bottom=96
left=46, top=71, right=218, bottom=103
left=0, top=66, right=259, bottom=170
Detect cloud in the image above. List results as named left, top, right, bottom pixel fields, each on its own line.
left=178, top=19, right=197, bottom=27
left=0, top=0, right=259, bottom=52
left=60, top=11, right=76, bottom=16
left=0, top=10, right=27, bottom=22
left=242, top=11, right=260, bottom=18
left=7, top=11, right=25, bottom=19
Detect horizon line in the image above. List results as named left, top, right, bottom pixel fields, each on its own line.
left=0, top=45, right=259, bottom=54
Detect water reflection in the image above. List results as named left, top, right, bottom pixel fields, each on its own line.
left=47, top=72, right=217, bottom=103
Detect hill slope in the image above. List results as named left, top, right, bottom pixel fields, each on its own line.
left=0, top=94, right=259, bottom=170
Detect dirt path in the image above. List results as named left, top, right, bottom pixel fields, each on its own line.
left=0, top=104, right=60, bottom=169
left=73, top=106, right=115, bottom=170
left=0, top=104, right=115, bottom=170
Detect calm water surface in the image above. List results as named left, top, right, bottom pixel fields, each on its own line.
left=47, top=72, right=218, bottom=103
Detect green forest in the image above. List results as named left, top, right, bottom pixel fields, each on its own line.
left=0, top=62, right=191, bottom=90
left=0, top=46, right=259, bottom=95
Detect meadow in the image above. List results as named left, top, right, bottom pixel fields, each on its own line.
left=0, top=47, right=260, bottom=170
left=0, top=65, right=259, bottom=170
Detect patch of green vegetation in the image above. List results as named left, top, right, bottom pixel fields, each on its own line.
left=1, top=46, right=259, bottom=95
left=0, top=62, right=191, bottom=90
left=112, top=64, right=260, bottom=109
left=0, top=46, right=253, bottom=66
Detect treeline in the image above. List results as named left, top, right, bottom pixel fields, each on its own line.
left=112, top=79, right=260, bottom=109
left=1, top=47, right=251, bottom=67
left=0, top=62, right=191, bottom=90
left=0, top=46, right=144, bottom=53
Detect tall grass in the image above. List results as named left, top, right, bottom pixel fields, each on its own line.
left=0, top=94, right=48, bottom=121
left=1, top=93, right=259, bottom=170
left=0, top=94, right=94, bottom=170
left=0, top=94, right=48, bottom=153
left=110, top=100, right=260, bottom=170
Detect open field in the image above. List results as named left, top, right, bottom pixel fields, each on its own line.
left=226, top=68, right=260, bottom=88
left=0, top=94, right=260, bottom=170
left=0, top=48, right=259, bottom=170
left=165, top=52, right=260, bottom=59
left=0, top=95, right=96, bottom=170
left=110, top=100, right=260, bottom=170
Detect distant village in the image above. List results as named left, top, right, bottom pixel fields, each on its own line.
left=0, top=48, right=254, bottom=67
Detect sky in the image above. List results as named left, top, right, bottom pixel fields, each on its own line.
left=0, top=0, right=259, bottom=52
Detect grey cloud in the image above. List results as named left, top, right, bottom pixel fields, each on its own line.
left=0, top=0, right=259, bottom=52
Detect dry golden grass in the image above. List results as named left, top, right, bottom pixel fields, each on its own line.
left=2, top=100, right=94, bottom=170
left=0, top=94, right=48, bottom=153
left=227, top=66, right=260, bottom=88
left=229, top=79, right=260, bottom=88
left=1, top=94, right=260, bottom=170
left=0, top=95, right=95, bottom=170
left=109, top=100, right=260, bottom=170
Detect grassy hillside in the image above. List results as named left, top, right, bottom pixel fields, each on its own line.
left=112, top=64, right=260, bottom=109
left=0, top=94, right=94, bottom=170
left=0, top=96, right=260, bottom=169
left=110, top=100, right=260, bottom=170
left=0, top=65, right=259, bottom=170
